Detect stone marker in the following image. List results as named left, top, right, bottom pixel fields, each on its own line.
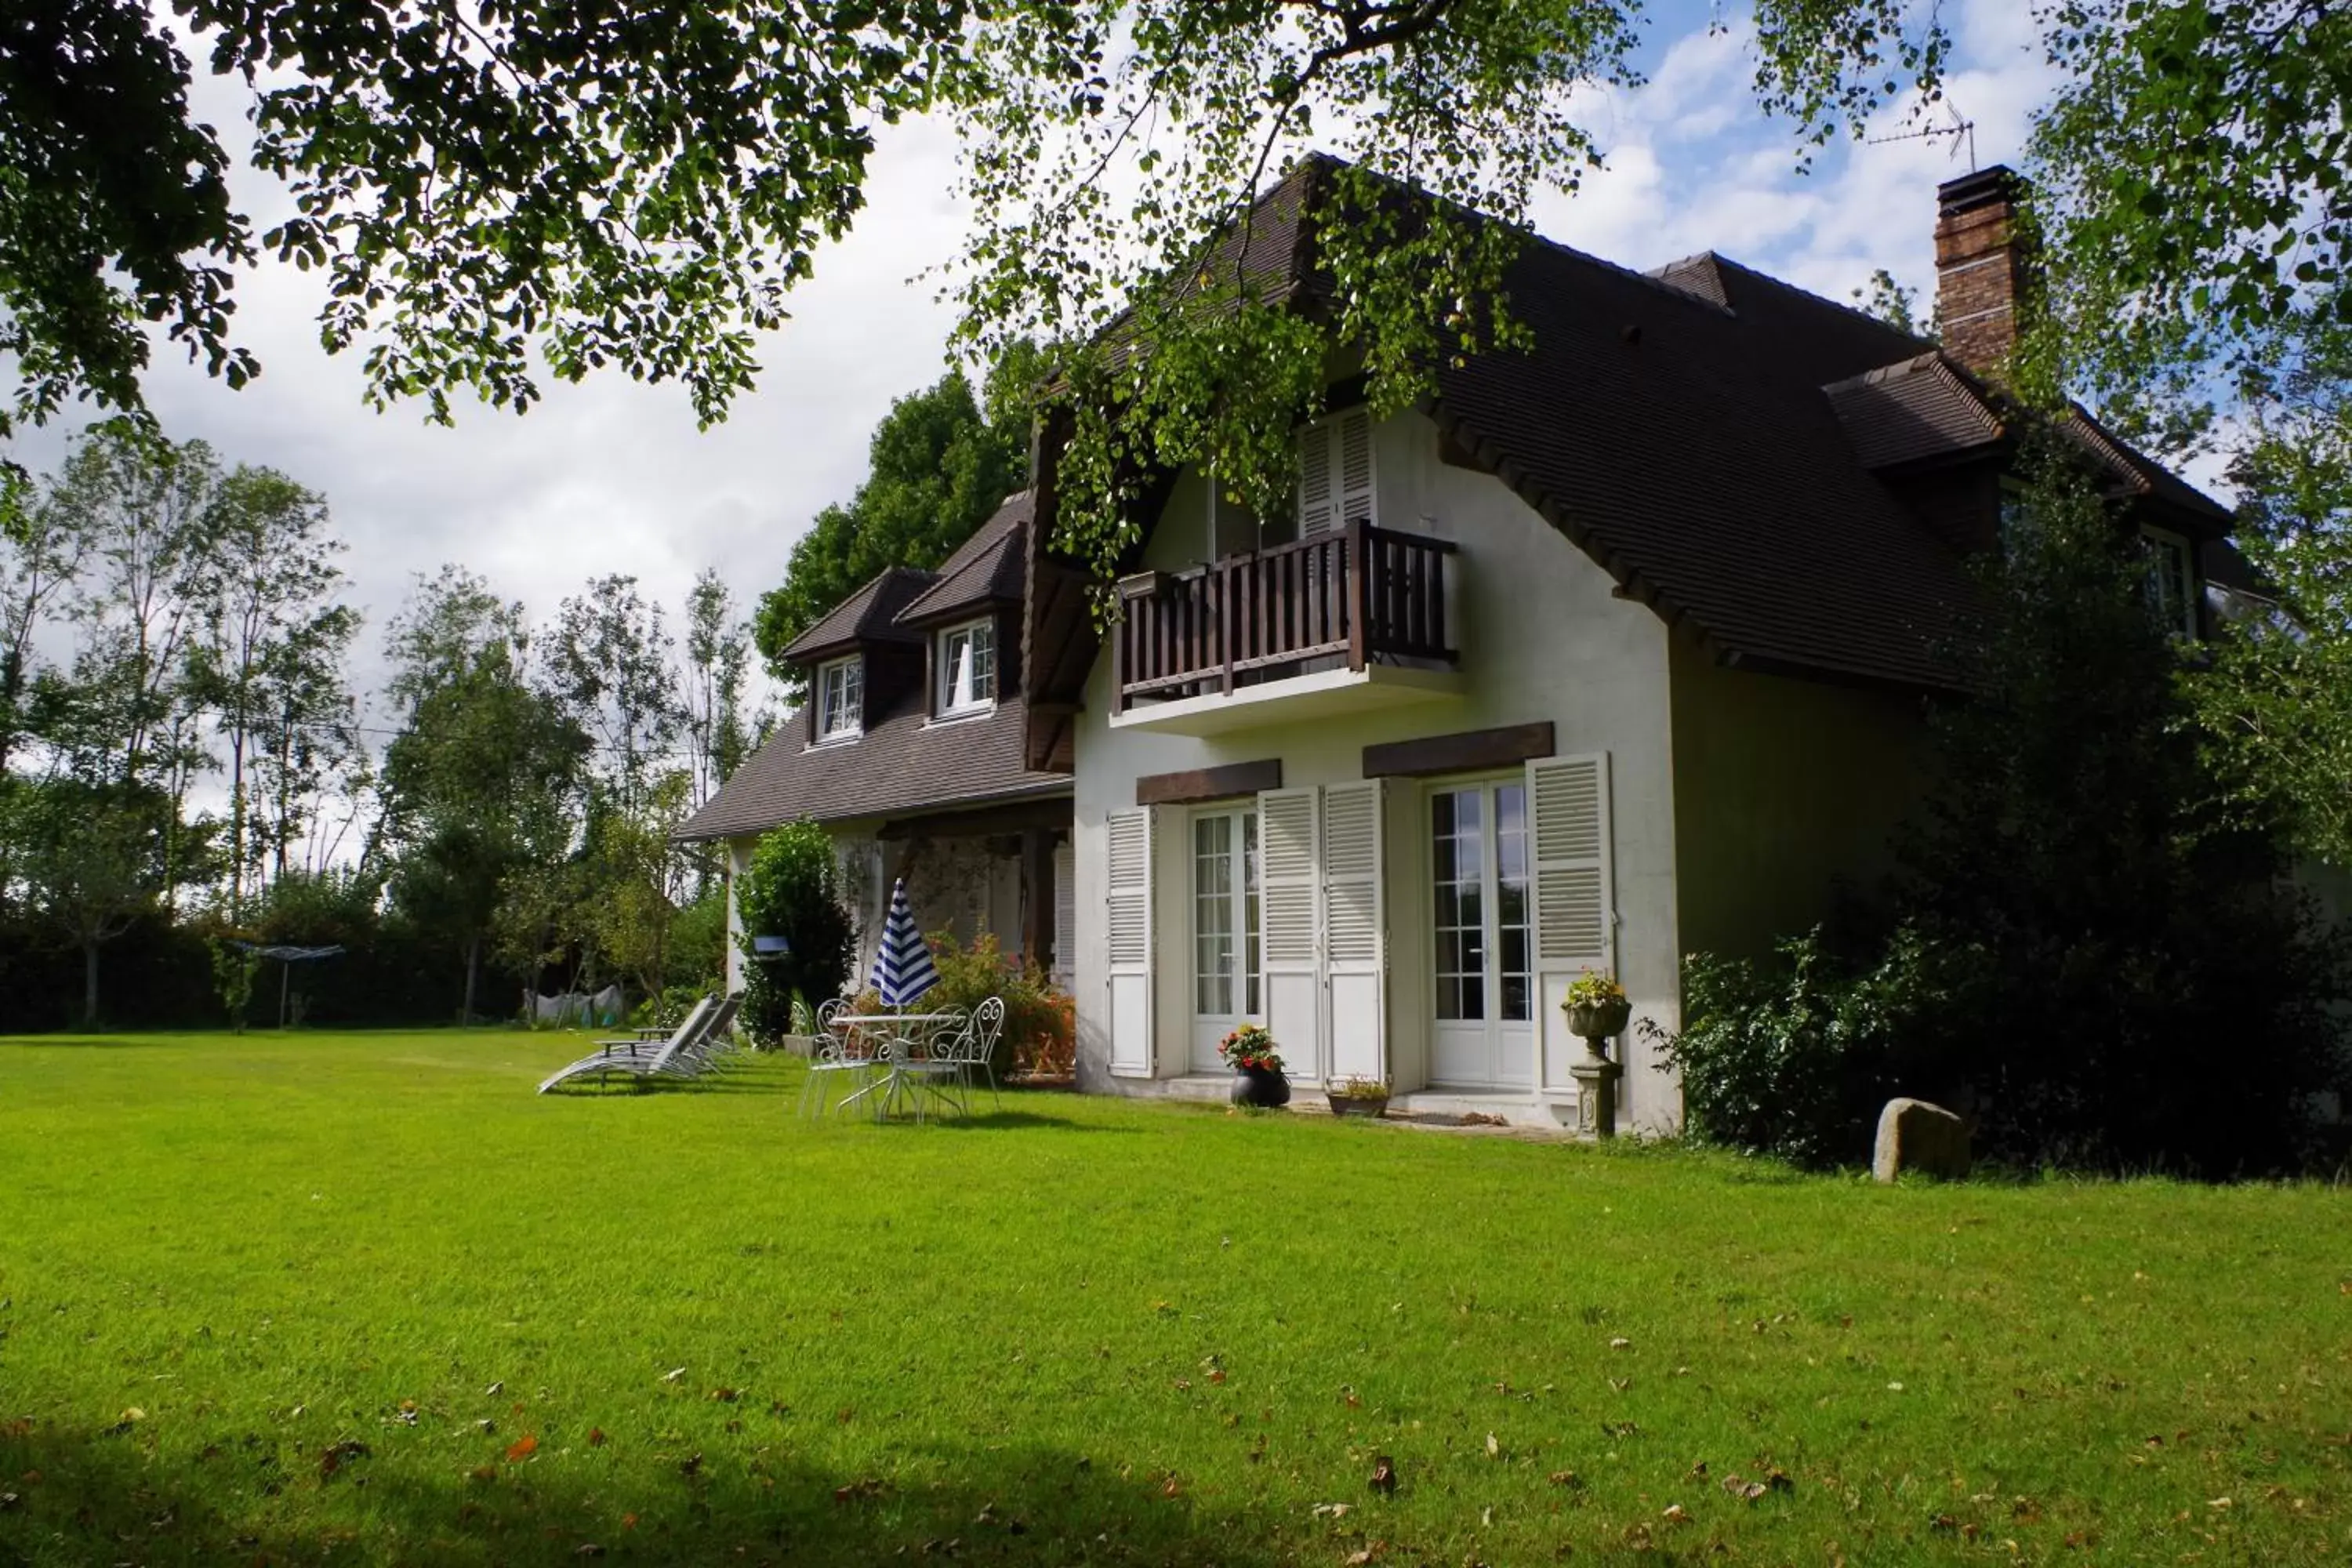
left=1873, top=1098, right=1972, bottom=1182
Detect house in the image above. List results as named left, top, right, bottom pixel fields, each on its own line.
left=682, top=161, right=2240, bottom=1129
left=677, top=492, right=1076, bottom=990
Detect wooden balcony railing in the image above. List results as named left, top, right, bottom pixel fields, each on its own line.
left=1113, top=521, right=1459, bottom=712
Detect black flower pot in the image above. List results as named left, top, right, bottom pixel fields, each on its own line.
left=1230, top=1065, right=1291, bottom=1109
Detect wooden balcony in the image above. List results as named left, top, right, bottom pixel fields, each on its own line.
left=1111, top=521, right=1464, bottom=735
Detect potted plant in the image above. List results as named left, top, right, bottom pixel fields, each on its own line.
left=1562, top=971, right=1632, bottom=1055
left=1219, top=1024, right=1290, bottom=1109
left=1326, top=1076, right=1392, bottom=1119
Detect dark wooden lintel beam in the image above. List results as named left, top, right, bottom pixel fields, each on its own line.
left=1363, top=722, right=1555, bottom=780
left=1134, top=757, right=1283, bottom=808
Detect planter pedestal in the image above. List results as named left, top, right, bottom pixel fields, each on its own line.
left=1568, top=1047, right=1622, bottom=1138
left=1231, top=1066, right=1292, bottom=1109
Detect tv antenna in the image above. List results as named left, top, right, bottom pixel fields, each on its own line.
left=1867, top=100, right=1977, bottom=170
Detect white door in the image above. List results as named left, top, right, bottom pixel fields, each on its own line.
left=1188, top=807, right=1261, bottom=1072
left=1426, top=779, right=1537, bottom=1089
left=1106, top=808, right=1155, bottom=1076
left=1322, top=780, right=1386, bottom=1083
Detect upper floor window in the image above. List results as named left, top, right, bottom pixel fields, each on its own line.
left=1298, top=406, right=1377, bottom=537
left=817, top=655, right=863, bottom=740
left=937, top=619, right=996, bottom=715
left=2140, top=526, right=2198, bottom=640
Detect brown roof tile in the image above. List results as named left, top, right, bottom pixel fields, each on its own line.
left=1825, top=354, right=2006, bottom=470
left=781, top=565, right=936, bottom=662
left=676, top=690, right=1069, bottom=842
left=895, top=492, right=1034, bottom=626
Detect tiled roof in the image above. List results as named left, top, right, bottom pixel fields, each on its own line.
left=1825, top=354, right=2006, bottom=470
left=1424, top=228, right=1982, bottom=691
left=896, top=492, right=1034, bottom=626
left=676, top=694, right=1069, bottom=842
left=780, top=566, right=935, bottom=662
left=680, top=492, right=1069, bottom=843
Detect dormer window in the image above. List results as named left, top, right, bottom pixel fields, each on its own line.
left=937, top=619, right=996, bottom=716
left=2140, top=526, right=2198, bottom=640
left=816, top=655, right=863, bottom=740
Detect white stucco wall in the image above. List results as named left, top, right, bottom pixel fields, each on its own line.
left=1071, top=408, right=1684, bottom=1131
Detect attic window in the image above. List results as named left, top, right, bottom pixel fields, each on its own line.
left=2140, top=526, right=2198, bottom=641
left=937, top=619, right=996, bottom=715
left=817, top=655, right=863, bottom=740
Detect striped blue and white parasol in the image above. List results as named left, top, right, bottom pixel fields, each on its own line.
left=867, top=877, right=939, bottom=1007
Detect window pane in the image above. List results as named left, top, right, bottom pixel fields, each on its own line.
left=1501, top=974, right=1530, bottom=1022
left=971, top=622, right=995, bottom=700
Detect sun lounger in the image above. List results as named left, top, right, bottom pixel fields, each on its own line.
left=535, top=995, right=739, bottom=1093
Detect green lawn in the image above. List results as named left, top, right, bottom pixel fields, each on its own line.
left=0, top=1033, right=2345, bottom=1566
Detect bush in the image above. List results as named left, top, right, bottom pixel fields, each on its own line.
left=629, top=982, right=718, bottom=1032
left=1658, top=925, right=1959, bottom=1168
left=735, top=818, right=856, bottom=1047
left=923, top=931, right=1075, bottom=1080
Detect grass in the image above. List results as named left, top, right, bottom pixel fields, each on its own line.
left=0, top=1032, right=2347, bottom=1566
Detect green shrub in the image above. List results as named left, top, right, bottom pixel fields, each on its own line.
left=1657, top=925, right=1959, bottom=1169
left=923, top=931, right=1075, bottom=1080
left=735, top=818, right=856, bottom=1047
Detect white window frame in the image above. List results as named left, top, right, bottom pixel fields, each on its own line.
left=2140, top=525, right=2198, bottom=641
left=935, top=618, right=997, bottom=717
left=1189, top=805, right=1262, bottom=1022
left=1427, top=775, right=1535, bottom=1030
left=815, top=655, right=863, bottom=741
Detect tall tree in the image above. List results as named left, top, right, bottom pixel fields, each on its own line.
left=543, top=575, right=682, bottom=808
left=753, top=365, right=1029, bottom=681
left=0, top=463, right=89, bottom=781
left=682, top=568, right=757, bottom=808
left=183, top=463, right=347, bottom=918
left=379, top=569, right=588, bottom=1022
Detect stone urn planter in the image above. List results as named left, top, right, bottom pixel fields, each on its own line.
left=1563, top=982, right=1631, bottom=1139
left=1231, top=1065, right=1292, bottom=1109
left=1326, top=1081, right=1391, bottom=1119
left=1564, top=996, right=1632, bottom=1046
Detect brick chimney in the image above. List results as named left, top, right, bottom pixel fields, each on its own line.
left=1933, top=165, right=2031, bottom=379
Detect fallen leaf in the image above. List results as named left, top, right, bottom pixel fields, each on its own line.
left=1485, top=1432, right=1501, bottom=1459
left=661, top=1367, right=687, bottom=1384
left=505, top=1435, right=538, bottom=1463
left=485, top=1381, right=503, bottom=1396
left=679, top=1451, right=702, bottom=1478
left=469, top=1465, right=498, bottom=1483
left=1208, top=1370, right=1228, bottom=1385
left=1686, top=1461, right=1708, bottom=1479
left=587, top=1428, right=607, bottom=1447
left=1311, top=1501, right=1352, bottom=1519
left=708, top=1388, right=739, bottom=1403
left=1548, top=1470, right=1583, bottom=1489
left=1161, top=1473, right=1183, bottom=1497
left=119, top=1407, right=146, bottom=1424
left=0, top=1493, right=20, bottom=1512
left=833, top=1479, right=885, bottom=1504
left=1610, top=1337, right=1632, bottom=1351
left=1662, top=1504, right=1688, bottom=1523
left=575, top=1546, right=605, bottom=1559
left=1369, top=1455, right=1397, bottom=1495
left=2207, top=1497, right=2232, bottom=1510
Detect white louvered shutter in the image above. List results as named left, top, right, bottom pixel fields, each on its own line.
left=1526, top=754, right=1613, bottom=975
left=1258, top=787, right=1322, bottom=1083
left=1051, top=840, right=1076, bottom=992
left=1336, top=408, right=1376, bottom=529
left=1298, top=420, right=1337, bottom=538
left=1320, top=780, right=1385, bottom=1084
left=1106, top=808, right=1154, bottom=1076
left=1297, top=408, right=1377, bottom=539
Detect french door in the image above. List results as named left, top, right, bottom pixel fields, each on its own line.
left=1189, top=808, right=1261, bottom=1071
left=1428, top=780, right=1536, bottom=1088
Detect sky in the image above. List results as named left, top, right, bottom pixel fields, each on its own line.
left=11, top=0, right=2056, bottom=717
